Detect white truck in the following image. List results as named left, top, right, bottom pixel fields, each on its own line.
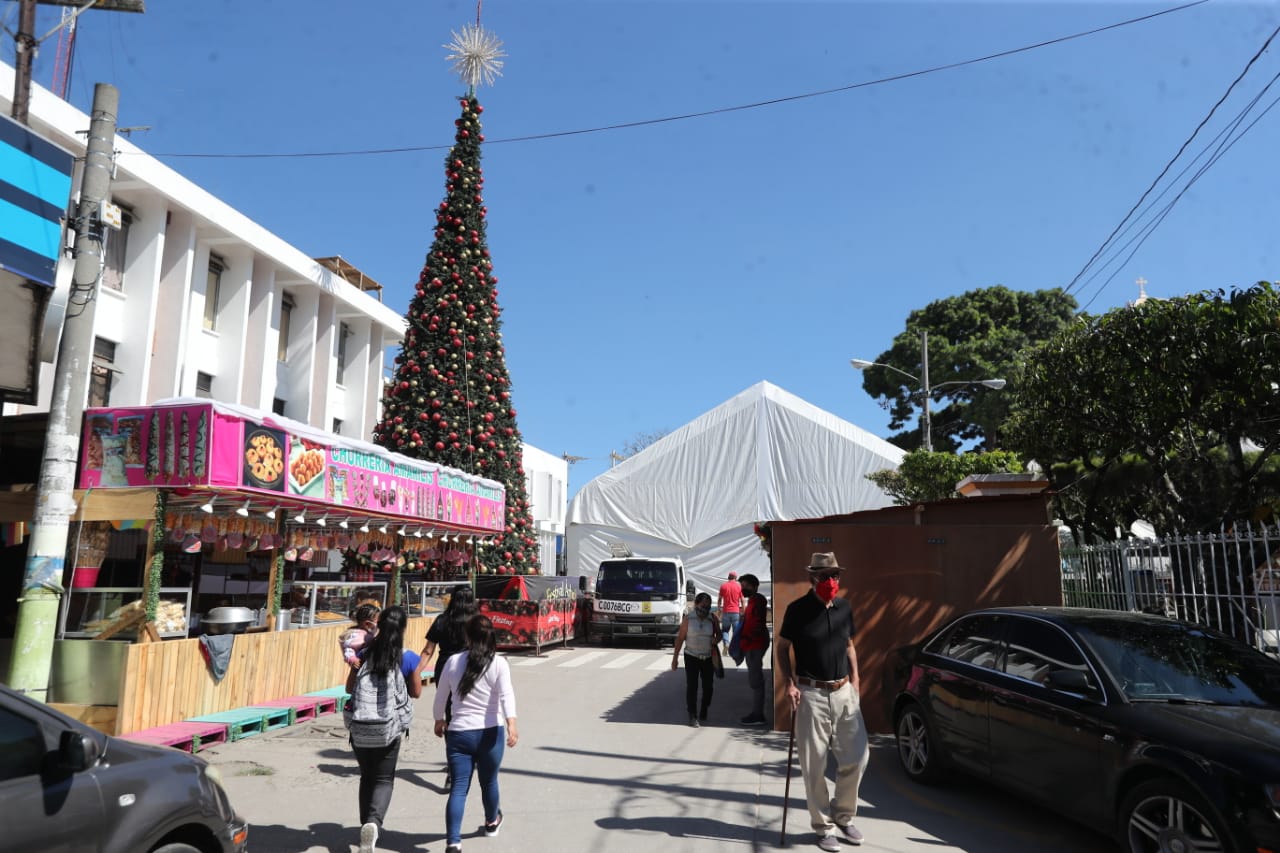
left=586, top=554, right=692, bottom=646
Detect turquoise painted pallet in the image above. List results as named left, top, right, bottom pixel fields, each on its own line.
left=189, top=707, right=278, bottom=740
left=242, top=705, right=294, bottom=730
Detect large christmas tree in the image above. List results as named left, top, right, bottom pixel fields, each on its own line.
left=374, top=26, right=536, bottom=574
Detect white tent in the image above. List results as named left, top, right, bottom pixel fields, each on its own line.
left=566, top=381, right=906, bottom=596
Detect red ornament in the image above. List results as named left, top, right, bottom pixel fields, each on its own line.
left=435, top=441, right=445, bottom=451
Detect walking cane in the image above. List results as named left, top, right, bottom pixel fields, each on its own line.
left=780, top=704, right=797, bottom=847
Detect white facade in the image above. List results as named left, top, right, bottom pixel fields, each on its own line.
left=0, top=64, right=405, bottom=438
left=520, top=444, right=569, bottom=576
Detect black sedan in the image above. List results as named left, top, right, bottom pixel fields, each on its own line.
left=888, top=607, right=1280, bottom=853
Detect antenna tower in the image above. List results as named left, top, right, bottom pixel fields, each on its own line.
left=51, top=5, right=77, bottom=98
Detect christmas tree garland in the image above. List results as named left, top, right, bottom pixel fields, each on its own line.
left=145, top=491, right=167, bottom=622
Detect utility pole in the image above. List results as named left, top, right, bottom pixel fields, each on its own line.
left=11, top=0, right=37, bottom=124
left=9, top=83, right=118, bottom=699
left=920, top=330, right=932, bottom=452
left=10, top=0, right=145, bottom=125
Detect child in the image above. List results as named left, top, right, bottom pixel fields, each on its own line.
left=340, top=603, right=380, bottom=669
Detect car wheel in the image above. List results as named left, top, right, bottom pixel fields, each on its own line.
left=894, top=701, right=943, bottom=784
left=1119, top=778, right=1234, bottom=853
left=151, top=844, right=204, bottom=853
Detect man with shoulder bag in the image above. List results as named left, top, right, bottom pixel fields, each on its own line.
left=736, top=573, right=770, bottom=726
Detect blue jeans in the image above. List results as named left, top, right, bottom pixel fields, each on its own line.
left=721, top=612, right=740, bottom=646
left=444, top=726, right=505, bottom=845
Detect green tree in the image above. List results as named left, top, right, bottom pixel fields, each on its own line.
left=1004, top=283, right=1280, bottom=542
left=860, top=286, right=1077, bottom=451
left=867, top=450, right=1026, bottom=505
left=374, top=95, right=538, bottom=575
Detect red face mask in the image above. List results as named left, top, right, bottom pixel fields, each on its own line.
left=815, top=577, right=839, bottom=603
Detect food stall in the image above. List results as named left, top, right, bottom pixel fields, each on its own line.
left=33, top=398, right=505, bottom=734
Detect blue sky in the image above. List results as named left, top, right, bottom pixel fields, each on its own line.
left=14, top=0, right=1280, bottom=496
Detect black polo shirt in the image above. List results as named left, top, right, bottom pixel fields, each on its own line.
left=779, top=591, right=855, bottom=682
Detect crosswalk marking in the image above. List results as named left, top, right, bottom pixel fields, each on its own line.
left=647, top=657, right=673, bottom=671
left=602, top=652, right=646, bottom=669
left=559, top=651, right=609, bottom=668
left=509, top=656, right=551, bottom=666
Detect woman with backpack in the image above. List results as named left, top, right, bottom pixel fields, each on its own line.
left=344, top=605, right=422, bottom=853
left=434, top=614, right=519, bottom=853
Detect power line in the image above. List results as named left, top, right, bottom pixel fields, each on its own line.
left=137, top=0, right=1208, bottom=161
left=1078, top=80, right=1280, bottom=311
left=1074, top=68, right=1280, bottom=309
left=1064, top=20, right=1280, bottom=299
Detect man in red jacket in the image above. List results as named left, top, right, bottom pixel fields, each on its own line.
left=737, top=573, right=770, bottom=725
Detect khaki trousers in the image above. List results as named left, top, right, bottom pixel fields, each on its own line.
left=795, top=682, right=869, bottom=833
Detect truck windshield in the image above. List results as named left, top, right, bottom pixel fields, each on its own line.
left=597, top=561, right=678, bottom=596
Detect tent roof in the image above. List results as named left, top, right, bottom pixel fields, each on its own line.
left=567, top=381, right=905, bottom=548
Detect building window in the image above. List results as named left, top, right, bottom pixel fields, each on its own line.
left=272, top=398, right=286, bottom=416
left=195, top=372, right=213, bottom=399
left=203, top=255, right=223, bottom=331
left=102, top=206, right=133, bottom=292
left=278, top=292, right=294, bottom=362
left=88, top=338, right=117, bottom=407
left=332, top=418, right=343, bottom=435
left=336, top=322, right=350, bottom=385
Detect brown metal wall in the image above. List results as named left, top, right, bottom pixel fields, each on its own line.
left=769, top=494, right=1061, bottom=734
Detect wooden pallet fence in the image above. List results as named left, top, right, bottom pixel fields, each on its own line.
left=115, top=615, right=434, bottom=735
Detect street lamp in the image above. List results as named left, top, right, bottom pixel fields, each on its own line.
left=851, top=330, right=1006, bottom=452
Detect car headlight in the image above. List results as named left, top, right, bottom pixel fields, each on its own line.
left=205, top=763, right=227, bottom=792
left=659, top=614, right=677, bottom=624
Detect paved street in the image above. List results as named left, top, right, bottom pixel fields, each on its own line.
left=205, top=644, right=1114, bottom=852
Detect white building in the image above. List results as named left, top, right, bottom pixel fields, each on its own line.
left=2, top=64, right=569, bottom=561
left=0, top=64, right=404, bottom=436
left=519, top=444, right=568, bottom=576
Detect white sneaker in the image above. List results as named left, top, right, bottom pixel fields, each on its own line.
left=359, top=821, right=378, bottom=853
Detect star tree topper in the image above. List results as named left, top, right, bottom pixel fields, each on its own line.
left=445, top=23, right=505, bottom=91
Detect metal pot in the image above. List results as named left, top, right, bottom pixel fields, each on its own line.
left=202, top=606, right=255, bottom=635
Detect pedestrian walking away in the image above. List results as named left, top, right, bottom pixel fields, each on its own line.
left=421, top=584, right=477, bottom=788
left=344, top=605, right=422, bottom=853
left=672, top=592, right=723, bottom=727
left=717, top=571, right=742, bottom=653
left=776, top=553, right=870, bottom=851
left=737, top=573, right=770, bottom=726
left=434, top=614, right=519, bottom=853
left=422, top=584, right=476, bottom=687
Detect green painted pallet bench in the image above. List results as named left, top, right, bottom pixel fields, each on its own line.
left=241, top=705, right=294, bottom=730
left=189, top=707, right=281, bottom=740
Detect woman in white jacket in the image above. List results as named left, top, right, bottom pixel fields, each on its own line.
left=433, top=614, right=519, bottom=853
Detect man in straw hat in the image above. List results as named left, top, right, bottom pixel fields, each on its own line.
left=776, top=553, right=869, bottom=851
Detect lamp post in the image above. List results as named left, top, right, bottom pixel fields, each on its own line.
left=851, top=330, right=1006, bottom=452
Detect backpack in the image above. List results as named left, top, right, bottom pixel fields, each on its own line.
left=344, top=661, right=414, bottom=748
